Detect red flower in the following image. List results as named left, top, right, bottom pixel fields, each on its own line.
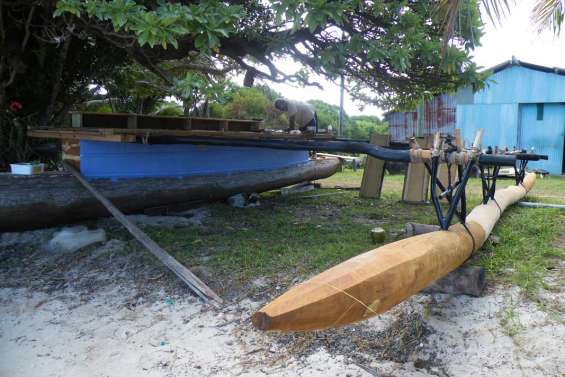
left=8, top=101, right=23, bottom=113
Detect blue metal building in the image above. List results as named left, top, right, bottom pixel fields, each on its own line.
left=458, top=58, right=565, bottom=174
left=386, top=58, right=565, bottom=175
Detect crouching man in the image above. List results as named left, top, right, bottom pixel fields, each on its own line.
left=274, top=99, right=318, bottom=134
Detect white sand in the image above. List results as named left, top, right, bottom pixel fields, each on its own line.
left=1, top=278, right=563, bottom=377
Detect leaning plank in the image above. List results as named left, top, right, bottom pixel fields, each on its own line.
left=63, top=162, right=222, bottom=304
left=252, top=173, right=536, bottom=331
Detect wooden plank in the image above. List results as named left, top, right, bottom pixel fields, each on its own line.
left=359, top=134, right=389, bottom=198
left=28, top=128, right=336, bottom=141
left=69, top=111, right=264, bottom=125
left=62, top=162, right=223, bottom=304
left=402, top=136, right=431, bottom=203
left=27, top=129, right=135, bottom=142
left=252, top=173, right=537, bottom=331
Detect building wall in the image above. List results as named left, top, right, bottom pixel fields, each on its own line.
left=386, top=64, right=565, bottom=174
left=387, top=111, right=418, bottom=142
left=386, top=94, right=456, bottom=142
left=474, top=66, right=565, bottom=104
left=518, top=103, right=565, bottom=173
left=457, top=103, right=520, bottom=149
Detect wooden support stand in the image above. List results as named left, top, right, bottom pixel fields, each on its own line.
left=359, top=134, right=389, bottom=199
left=405, top=222, right=486, bottom=297
left=402, top=136, right=431, bottom=203
left=402, top=130, right=462, bottom=203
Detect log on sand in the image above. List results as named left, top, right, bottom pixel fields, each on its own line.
left=0, top=158, right=340, bottom=231
left=252, top=173, right=536, bottom=331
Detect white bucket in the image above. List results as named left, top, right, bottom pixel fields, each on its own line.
left=10, top=162, right=45, bottom=175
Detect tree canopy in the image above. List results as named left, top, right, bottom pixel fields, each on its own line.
left=51, top=0, right=486, bottom=109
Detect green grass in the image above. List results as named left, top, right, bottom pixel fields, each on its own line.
left=147, top=168, right=564, bottom=295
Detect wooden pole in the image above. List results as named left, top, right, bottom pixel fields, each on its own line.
left=63, top=162, right=222, bottom=304
left=252, top=173, right=536, bottom=331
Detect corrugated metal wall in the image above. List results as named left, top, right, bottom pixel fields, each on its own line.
left=386, top=111, right=418, bottom=142
left=386, top=94, right=456, bottom=142
left=475, top=66, right=565, bottom=104
left=518, top=103, right=565, bottom=174
left=457, top=103, right=520, bottom=149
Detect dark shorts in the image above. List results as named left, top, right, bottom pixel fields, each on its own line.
left=299, top=112, right=318, bottom=133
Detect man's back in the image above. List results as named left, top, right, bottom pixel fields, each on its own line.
left=286, top=100, right=315, bottom=127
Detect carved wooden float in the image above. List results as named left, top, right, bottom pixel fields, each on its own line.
left=252, top=173, right=537, bottom=331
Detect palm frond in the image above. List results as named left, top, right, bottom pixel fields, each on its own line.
left=437, top=0, right=513, bottom=47
left=481, top=0, right=513, bottom=25
left=531, top=0, right=564, bottom=34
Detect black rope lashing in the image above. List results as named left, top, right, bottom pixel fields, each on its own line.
left=461, top=222, right=476, bottom=252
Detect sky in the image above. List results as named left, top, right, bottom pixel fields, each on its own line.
left=250, top=0, right=565, bottom=118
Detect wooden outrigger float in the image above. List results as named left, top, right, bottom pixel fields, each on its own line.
left=249, top=132, right=547, bottom=332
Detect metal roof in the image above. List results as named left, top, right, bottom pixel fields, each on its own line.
left=486, top=56, right=565, bottom=76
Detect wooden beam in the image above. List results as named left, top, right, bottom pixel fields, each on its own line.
left=252, top=173, right=537, bottom=331
left=27, top=129, right=136, bottom=142
left=359, top=134, right=389, bottom=199
left=28, top=128, right=336, bottom=141
left=62, top=162, right=222, bottom=304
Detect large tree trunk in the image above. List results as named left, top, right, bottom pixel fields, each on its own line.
left=39, top=35, right=71, bottom=128
left=0, top=158, right=340, bottom=231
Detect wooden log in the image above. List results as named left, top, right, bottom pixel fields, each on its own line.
left=404, top=222, right=441, bottom=237
left=63, top=162, right=222, bottom=304
left=252, top=173, right=536, bottom=331
left=0, top=158, right=340, bottom=231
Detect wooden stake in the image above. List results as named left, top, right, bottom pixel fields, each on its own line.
left=63, top=162, right=222, bottom=304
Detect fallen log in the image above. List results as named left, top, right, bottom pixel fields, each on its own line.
left=252, top=173, right=536, bottom=331
left=0, top=158, right=339, bottom=231
left=404, top=222, right=441, bottom=237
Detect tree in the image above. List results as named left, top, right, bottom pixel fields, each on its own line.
left=0, top=1, right=132, bottom=169
left=209, top=85, right=288, bottom=128
left=54, top=0, right=487, bottom=109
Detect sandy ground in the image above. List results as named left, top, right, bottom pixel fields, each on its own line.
left=1, top=217, right=564, bottom=377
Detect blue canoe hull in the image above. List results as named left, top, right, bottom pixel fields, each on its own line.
left=80, top=141, right=311, bottom=180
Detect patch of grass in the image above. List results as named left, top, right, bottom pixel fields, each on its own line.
left=473, top=208, right=564, bottom=296
left=146, top=170, right=564, bottom=296
left=500, top=300, right=524, bottom=338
